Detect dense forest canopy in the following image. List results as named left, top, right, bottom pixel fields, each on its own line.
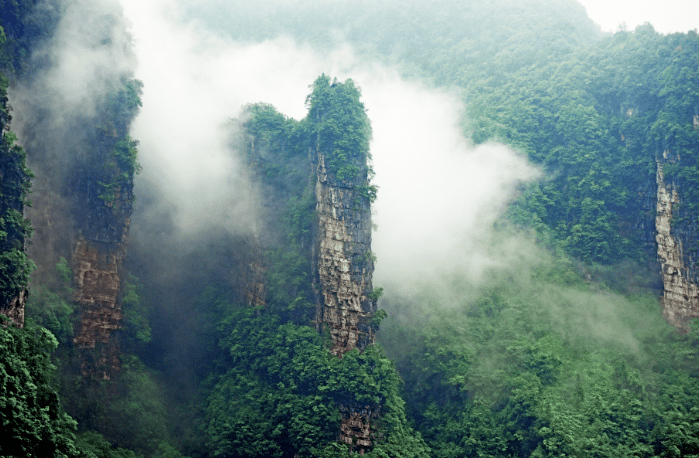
left=1, top=0, right=699, bottom=457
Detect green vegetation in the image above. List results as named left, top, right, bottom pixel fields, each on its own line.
left=0, top=0, right=60, bottom=77
left=76, top=431, right=142, bottom=458
left=239, top=102, right=316, bottom=323
left=0, top=6, right=82, bottom=457
left=96, top=80, right=143, bottom=210
left=198, top=78, right=425, bottom=457
left=205, top=308, right=428, bottom=457
left=98, top=136, right=142, bottom=206
left=379, top=255, right=699, bottom=457
left=464, top=27, right=699, bottom=265
left=0, top=319, right=83, bottom=457
left=5, top=0, right=699, bottom=457
left=121, top=274, right=151, bottom=347
left=306, top=75, right=373, bottom=182
left=25, top=257, right=75, bottom=344
left=239, top=76, right=377, bottom=324
left=199, top=4, right=699, bottom=457
left=0, top=16, right=33, bottom=306
left=0, top=130, right=33, bottom=306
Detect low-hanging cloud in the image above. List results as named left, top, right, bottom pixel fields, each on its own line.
left=12, top=0, right=136, bottom=153
left=10, top=0, right=138, bottom=280
left=120, top=0, right=540, bottom=297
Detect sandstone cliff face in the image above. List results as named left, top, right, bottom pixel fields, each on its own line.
left=312, top=144, right=378, bottom=453
left=656, top=157, right=699, bottom=328
left=239, top=98, right=380, bottom=451
left=25, top=130, right=136, bottom=379
left=0, top=290, right=26, bottom=327
left=70, top=159, right=134, bottom=378
left=71, top=238, right=125, bottom=377
left=338, top=401, right=380, bottom=450
left=314, top=153, right=376, bottom=356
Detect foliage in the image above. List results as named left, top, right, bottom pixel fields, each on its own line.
left=201, top=85, right=427, bottom=455
left=239, top=78, right=378, bottom=326
left=76, top=431, right=142, bottom=458
left=0, top=130, right=33, bottom=306
left=205, top=307, right=429, bottom=457
left=368, top=287, right=385, bottom=302
left=459, top=27, right=699, bottom=265
left=25, top=257, right=75, bottom=344
left=97, top=136, right=142, bottom=206
left=0, top=0, right=60, bottom=77
left=379, top=259, right=699, bottom=457
left=59, top=354, right=174, bottom=457
left=0, top=320, right=83, bottom=457
left=238, top=102, right=317, bottom=323
left=188, top=0, right=600, bottom=85
left=11, top=3, right=699, bottom=458
left=306, top=74, right=373, bottom=183
left=120, top=273, right=151, bottom=347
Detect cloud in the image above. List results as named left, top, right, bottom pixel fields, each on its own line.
left=122, top=0, right=324, bottom=237
left=9, top=0, right=138, bottom=281
left=12, top=0, right=136, bottom=141
left=115, top=0, right=544, bottom=321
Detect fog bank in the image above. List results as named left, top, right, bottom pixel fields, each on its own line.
left=120, top=0, right=539, bottom=303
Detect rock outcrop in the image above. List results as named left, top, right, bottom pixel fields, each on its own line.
left=239, top=80, right=381, bottom=451
left=313, top=160, right=379, bottom=452
left=0, top=290, right=26, bottom=327
left=656, top=156, right=699, bottom=328
left=338, top=401, right=380, bottom=450
left=24, top=115, right=138, bottom=379
left=71, top=238, right=126, bottom=378
left=313, top=153, right=377, bottom=356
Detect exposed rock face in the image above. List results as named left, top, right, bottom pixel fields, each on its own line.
left=24, top=129, right=136, bottom=379
left=656, top=158, right=699, bottom=328
left=312, top=147, right=378, bottom=453
left=243, top=244, right=267, bottom=308
left=338, top=401, right=380, bottom=450
left=72, top=239, right=124, bottom=348
left=70, top=158, right=134, bottom=378
left=0, top=290, right=26, bottom=327
left=240, top=87, right=380, bottom=451
left=25, top=169, right=132, bottom=379
left=314, top=153, right=377, bottom=356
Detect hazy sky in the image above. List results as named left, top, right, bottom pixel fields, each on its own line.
left=577, top=0, right=698, bottom=34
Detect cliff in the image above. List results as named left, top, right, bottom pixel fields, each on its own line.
left=311, top=112, right=378, bottom=451
left=70, top=139, right=135, bottom=378
left=313, top=152, right=377, bottom=356
left=655, top=151, right=699, bottom=328
left=22, top=84, right=141, bottom=378
left=0, top=80, right=32, bottom=329
left=0, top=10, right=35, bottom=327
left=239, top=79, right=378, bottom=353
left=237, top=76, right=380, bottom=451
left=0, top=127, right=29, bottom=327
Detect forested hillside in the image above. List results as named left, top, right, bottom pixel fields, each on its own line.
left=2, top=0, right=699, bottom=457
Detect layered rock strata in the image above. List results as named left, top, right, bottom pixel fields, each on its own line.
left=0, top=291, right=26, bottom=327
left=656, top=158, right=699, bottom=327
left=314, top=153, right=377, bottom=356
left=240, top=88, right=380, bottom=452
left=70, top=158, right=134, bottom=378
left=338, top=402, right=380, bottom=450
left=71, top=238, right=125, bottom=378
left=312, top=149, right=378, bottom=453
